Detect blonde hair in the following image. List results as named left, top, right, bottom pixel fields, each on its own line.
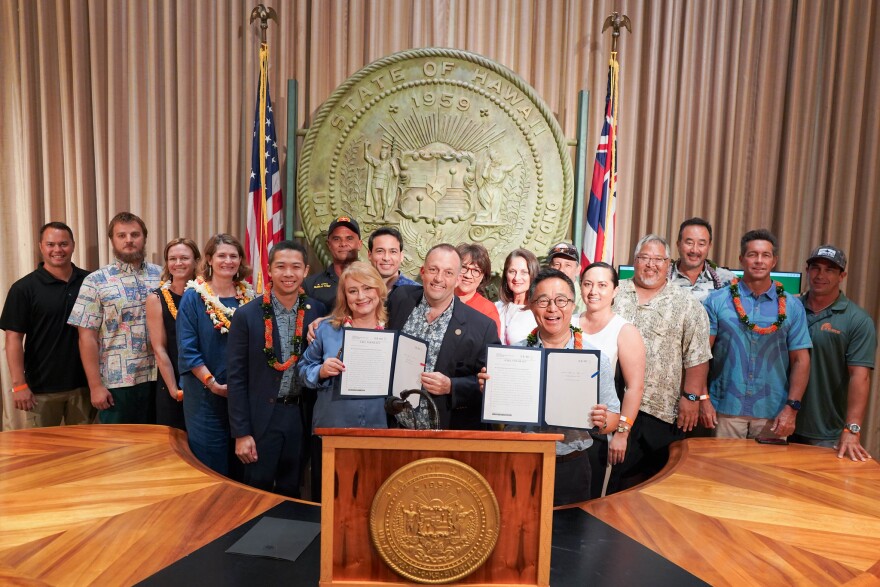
left=330, top=261, right=388, bottom=327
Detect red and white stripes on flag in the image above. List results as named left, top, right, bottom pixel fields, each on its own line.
left=582, top=52, right=619, bottom=266
left=245, top=42, right=283, bottom=294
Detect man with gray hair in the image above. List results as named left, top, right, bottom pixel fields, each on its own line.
left=610, top=234, right=712, bottom=491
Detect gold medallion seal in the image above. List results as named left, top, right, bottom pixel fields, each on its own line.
left=369, top=458, right=500, bottom=584
left=298, top=48, right=573, bottom=275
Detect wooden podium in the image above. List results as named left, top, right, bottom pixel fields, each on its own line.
left=316, top=428, right=561, bottom=586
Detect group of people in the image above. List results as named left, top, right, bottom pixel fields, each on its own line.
left=1, top=212, right=875, bottom=506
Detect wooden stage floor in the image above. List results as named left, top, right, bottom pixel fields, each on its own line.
left=1, top=425, right=878, bottom=585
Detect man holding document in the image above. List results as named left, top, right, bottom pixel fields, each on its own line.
left=480, top=268, right=620, bottom=506
left=388, top=244, right=501, bottom=430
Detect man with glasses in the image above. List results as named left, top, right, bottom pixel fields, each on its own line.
left=610, top=234, right=711, bottom=491
left=388, top=244, right=500, bottom=430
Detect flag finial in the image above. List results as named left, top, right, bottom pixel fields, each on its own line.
left=249, top=4, right=278, bottom=43
left=602, top=12, right=632, bottom=53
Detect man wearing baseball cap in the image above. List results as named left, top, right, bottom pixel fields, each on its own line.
left=793, top=245, right=877, bottom=461
left=547, top=242, right=586, bottom=314
left=304, top=216, right=362, bottom=308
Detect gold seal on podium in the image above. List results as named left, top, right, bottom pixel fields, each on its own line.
left=298, top=48, right=573, bottom=276
left=369, top=458, right=500, bottom=584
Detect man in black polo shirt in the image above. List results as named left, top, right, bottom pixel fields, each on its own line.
left=303, top=216, right=362, bottom=307
left=1, top=222, right=93, bottom=427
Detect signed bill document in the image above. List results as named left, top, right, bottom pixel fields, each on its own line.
left=482, top=345, right=599, bottom=429
left=337, top=329, right=427, bottom=402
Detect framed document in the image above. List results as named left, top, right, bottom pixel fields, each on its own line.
left=482, top=345, right=544, bottom=426
left=338, top=329, right=397, bottom=398
left=543, top=349, right=599, bottom=429
left=390, top=332, right=428, bottom=408
left=481, top=345, right=601, bottom=430
left=336, top=329, right=428, bottom=401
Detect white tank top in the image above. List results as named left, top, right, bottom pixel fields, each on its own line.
left=581, top=313, right=628, bottom=372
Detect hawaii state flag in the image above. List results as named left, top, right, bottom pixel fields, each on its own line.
left=245, top=42, right=283, bottom=293
left=582, top=52, right=619, bottom=266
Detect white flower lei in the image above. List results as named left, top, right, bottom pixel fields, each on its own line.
left=186, top=277, right=254, bottom=334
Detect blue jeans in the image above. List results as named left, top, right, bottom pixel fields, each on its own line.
left=182, top=373, right=230, bottom=476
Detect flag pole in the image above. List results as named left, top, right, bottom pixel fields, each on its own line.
left=248, top=5, right=278, bottom=293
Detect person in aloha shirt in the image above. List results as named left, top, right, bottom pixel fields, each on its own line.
left=68, top=212, right=162, bottom=424
left=702, top=229, right=811, bottom=440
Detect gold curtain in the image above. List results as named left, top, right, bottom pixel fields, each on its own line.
left=2, top=0, right=879, bottom=453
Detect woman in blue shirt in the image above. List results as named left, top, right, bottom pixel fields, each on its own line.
left=298, top=261, right=389, bottom=430
left=177, top=234, right=253, bottom=476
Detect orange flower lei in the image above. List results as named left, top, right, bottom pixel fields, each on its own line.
left=188, top=277, right=252, bottom=334
left=526, top=326, right=583, bottom=349
left=262, top=285, right=307, bottom=371
left=730, top=278, right=787, bottom=335
left=159, top=281, right=178, bottom=320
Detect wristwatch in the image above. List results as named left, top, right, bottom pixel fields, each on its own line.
left=681, top=391, right=709, bottom=402
left=844, top=423, right=861, bottom=434
left=785, top=399, right=801, bottom=411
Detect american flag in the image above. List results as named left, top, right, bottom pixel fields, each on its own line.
left=246, top=43, right=283, bottom=293
left=582, top=52, right=619, bottom=266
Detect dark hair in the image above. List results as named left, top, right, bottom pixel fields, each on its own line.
left=201, top=233, right=252, bottom=282
left=529, top=267, right=575, bottom=301
left=580, top=261, right=619, bottom=287
left=740, top=229, right=778, bottom=256
left=160, top=238, right=201, bottom=282
left=268, top=240, right=308, bottom=265
left=368, top=227, right=404, bottom=252
left=456, top=243, right=492, bottom=289
left=107, top=212, right=148, bottom=239
left=499, top=248, right=540, bottom=304
left=39, top=221, right=74, bottom=241
left=677, top=217, right=713, bottom=242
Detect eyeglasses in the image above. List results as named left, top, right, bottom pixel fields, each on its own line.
left=531, top=296, right=574, bottom=309
left=635, top=255, right=669, bottom=266
left=460, top=265, right=483, bottom=277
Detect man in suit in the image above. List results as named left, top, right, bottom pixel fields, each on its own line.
left=388, top=243, right=500, bottom=430
left=227, top=241, right=326, bottom=497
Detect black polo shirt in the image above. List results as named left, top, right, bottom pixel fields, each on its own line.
left=0, top=263, right=90, bottom=392
left=303, top=265, right=339, bottom=309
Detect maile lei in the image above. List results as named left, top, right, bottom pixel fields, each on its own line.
left=526, top=325, right=583, bottom=348
left=187, top=277, right=253, bottom=334
left=262, top=286, right=307, bottom=371
left=729, top=278, right=787, bottom=335
left=159, top=281, right=178, bottom=319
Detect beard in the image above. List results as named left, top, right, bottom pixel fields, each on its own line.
left=115, top=248, right=145, bottom=265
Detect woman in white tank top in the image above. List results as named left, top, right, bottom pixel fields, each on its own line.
left=575, top=262, right=645, bottom=466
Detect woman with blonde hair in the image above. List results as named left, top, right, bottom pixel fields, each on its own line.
left=177, top=233, right=253, bottom=476
left=298, top=261, right=389, bottom=501
left=146, top=237, right=200, bottom=430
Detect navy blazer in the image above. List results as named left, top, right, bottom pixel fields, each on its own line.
left=388, top=286, right=500, bottom=430
left=227, top=295, right=326, bottom=440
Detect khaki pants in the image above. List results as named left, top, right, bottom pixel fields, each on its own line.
left=715, top=414, right=776, bottom=439
left=25, top=387, right=95, bottom=428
